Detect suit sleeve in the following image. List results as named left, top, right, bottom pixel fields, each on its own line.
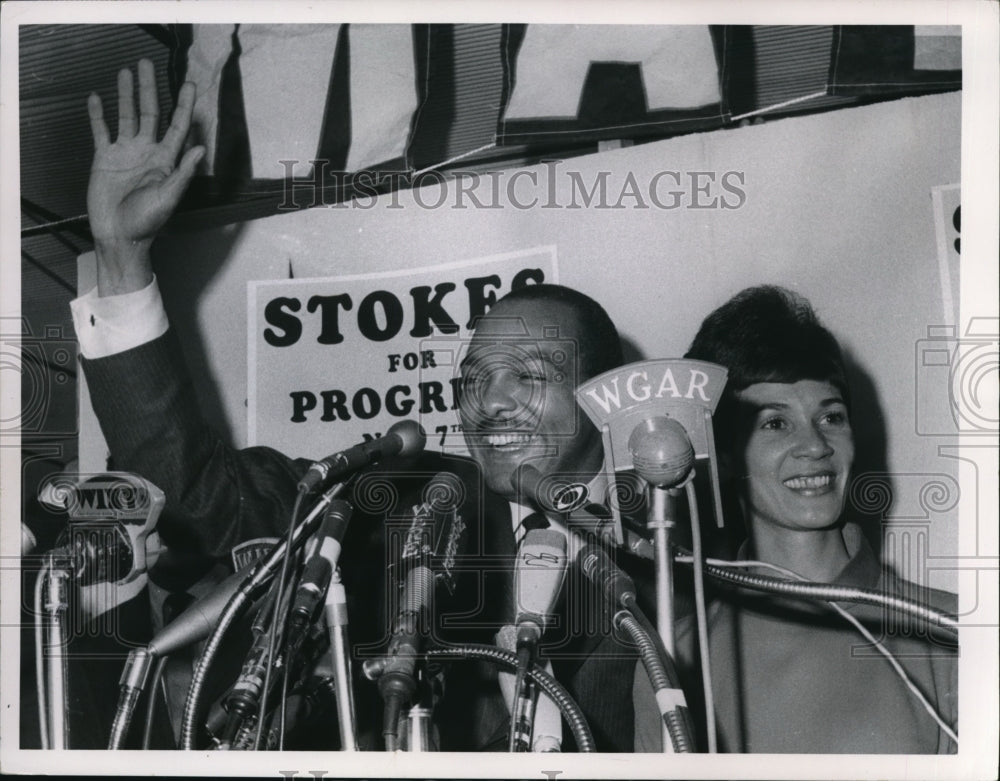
left=80, top=328, right=310, bottom=558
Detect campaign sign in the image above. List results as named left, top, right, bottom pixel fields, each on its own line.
left=248, top=248, right=558, bottom=458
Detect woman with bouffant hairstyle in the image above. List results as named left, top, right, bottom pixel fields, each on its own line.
left=634, top=286, right=957, bottom=754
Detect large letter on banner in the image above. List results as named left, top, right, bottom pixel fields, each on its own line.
left=504, top=25, right=720, bottom=121
left=185, top=24, right=417, bottom=180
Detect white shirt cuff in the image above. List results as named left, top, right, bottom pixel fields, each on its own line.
left=70, top=276, right=169, bottom=359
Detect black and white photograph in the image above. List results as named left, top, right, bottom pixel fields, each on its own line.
left=1, top=1, right=997, bottom=778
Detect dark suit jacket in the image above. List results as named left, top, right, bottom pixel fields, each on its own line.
left=81, top=329, right=645, bottom=751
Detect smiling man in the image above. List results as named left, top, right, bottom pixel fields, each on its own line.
left=458, top=285, right=619, bottom=503
left=69, top=59, right=645, bottom=751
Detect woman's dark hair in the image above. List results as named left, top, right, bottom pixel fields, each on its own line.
left=685, top=285, right=850, bottom=403
left=685, top=286, right=851, bottom=543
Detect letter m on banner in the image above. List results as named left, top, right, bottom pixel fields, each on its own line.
left=177, top=24, right=418, bottom=189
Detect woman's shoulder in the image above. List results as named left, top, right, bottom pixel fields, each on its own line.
left=878, top=568, right=958, bottom=615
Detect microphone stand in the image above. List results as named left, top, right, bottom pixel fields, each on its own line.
left=42, top=557, right=71, bottom=749
left=645, top=483, right=682, bottom=753
left=323, top=569, right=358, bottom=750
left=508, top=663, right=538, bottom=753
left=646, top=485, right=681, bottom=657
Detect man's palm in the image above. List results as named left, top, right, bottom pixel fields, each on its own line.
left=87, top=60, right=203, bottom=246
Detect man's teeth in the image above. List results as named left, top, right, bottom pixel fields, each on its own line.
left=783, top=475, right=833, bottom=490
left=486, top=432, right=532, bottom=447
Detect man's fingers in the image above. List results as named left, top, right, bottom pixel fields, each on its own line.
left=160, top=145, right=205, bottom=206
left=161, top=82, right=197, bottom=158
left=87, top=93, right=110, bottom=149
left=117, top=67, right=137, bottom=139
left=137, top=59, right=160, bottom=140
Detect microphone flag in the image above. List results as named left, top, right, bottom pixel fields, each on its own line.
left=574, top=359, right=729, bottom=538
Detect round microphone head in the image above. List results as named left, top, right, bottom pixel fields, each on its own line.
left=388, top=420, right=427, bottom=457
left=628, top=416, right=695, bottom=488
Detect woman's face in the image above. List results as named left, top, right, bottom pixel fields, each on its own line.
left=732, top=379, right=854, bottom=535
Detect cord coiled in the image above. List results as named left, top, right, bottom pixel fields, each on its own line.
left=425, top=644, right=596, bottom=752
left=699, top=560, right=959, bottom=635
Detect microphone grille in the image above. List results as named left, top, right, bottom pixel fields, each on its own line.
left=520, top=527, right=568, bottom=556
left=389, top=420, right=427, bottom=457
left=322, top=498, right=353, bottom=543
left=628, top=416, right=695, bottom=488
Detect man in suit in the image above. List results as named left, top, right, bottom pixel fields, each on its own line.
left=72, top=59, right=648, bottom=750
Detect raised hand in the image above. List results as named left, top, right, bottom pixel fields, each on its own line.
left=87, top=59, right=205, bottom=295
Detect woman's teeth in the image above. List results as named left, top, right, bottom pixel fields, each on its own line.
left=783, top=474, right=832, bottom=490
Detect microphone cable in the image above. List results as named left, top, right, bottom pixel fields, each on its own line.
left=684, top=478, right=717, bottom=752
left=673, top=546, right=960, bottom=637
left=33, top=557, right=51, bottom=750
left=253, top=491, right=306, bottom=751
left=676, top=553, right=959, bottom=746
left=425, top=644, right=595, bottom=752
left=180, top=481, right=343, bottom=749
left=215, top=573, right=284, bottom=749
left=140, top=655, right=169, bottom=749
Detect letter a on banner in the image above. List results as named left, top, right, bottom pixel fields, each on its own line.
left=500, top=25, right=722, bottom=144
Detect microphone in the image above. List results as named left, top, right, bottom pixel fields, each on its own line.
left=628, top=416, right=695, bottom=489
left=297, top=420, right=426, bottom=494
left=287, top=500, right=352, bottom=647
left=147, top=563, right=255, bottom=657
left=369, top=472, right=464, bottom=749
left=578, top=543, right=637, bottom=611
left=516, top=464, right=654, bottom=560
left=375, top=559, right=431, bottom=750
left=514, top=529, right=568, bottom=652
left=39, top=472, right=165, bottom=592
left=502, top=528, right=568, bottom=752
left=495, top=627, right=563, bottom=753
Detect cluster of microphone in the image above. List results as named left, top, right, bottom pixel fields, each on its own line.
left=67, top=413, right=705, bottom=752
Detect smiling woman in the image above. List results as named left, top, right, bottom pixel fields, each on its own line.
left=633, top=285, right=959, bottom=754
left=732, top=379, right=855, bottom=582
